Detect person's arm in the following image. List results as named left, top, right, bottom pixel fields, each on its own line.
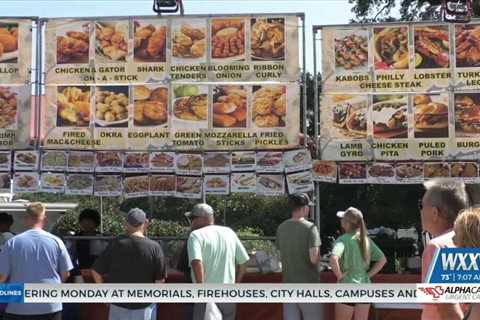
left=308, top=225, right=321, bottom=265
left=329, top=255, right=344, bottom=280
left=436, top=304, right=463, bottom=320
left=58, top=240, right=74, bottom=283
left=155, top=245, right=167, bottom=284
left=191, top=259, right=204, bottom=283
left=91, top=269, right=104, bottom=283
left=309, top=247, right=320, bottom=265
left=236, top=262, right=247, bottom=283
left=368, top=256, right=387, bottom=278
left=234, top=233, right=250, bottom=283
left=368, top=239, right=387, bottom=279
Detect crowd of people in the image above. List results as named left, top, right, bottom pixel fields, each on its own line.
left=0, top=178, right=479, bottom=320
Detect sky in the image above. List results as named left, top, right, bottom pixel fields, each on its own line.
left=0, top=0, right=355, bottom=70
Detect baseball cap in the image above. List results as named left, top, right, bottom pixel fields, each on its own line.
left=337, top=207, right=363, bottom=219
left=185, top=203, right=214, bottom=219
left=127, top=208, right=147, bottom=227
left=288, top=193, right=314, bottom=209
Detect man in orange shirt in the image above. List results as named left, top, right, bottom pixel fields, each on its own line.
left=419, top=178, right=469, bottom=320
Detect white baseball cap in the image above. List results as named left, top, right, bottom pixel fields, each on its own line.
left=337, top=207, right=363, bottom=219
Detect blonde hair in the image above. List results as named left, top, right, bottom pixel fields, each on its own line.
left=454, top=208, right=480, bottom=247
left=343, top=208, right=370, bottom=265
left=26, top=202, right=46, bottom=221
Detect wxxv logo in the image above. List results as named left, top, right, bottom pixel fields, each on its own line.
left=428, top=248, right=480, bottom=283
left=442, top=252, right=480, bottom=271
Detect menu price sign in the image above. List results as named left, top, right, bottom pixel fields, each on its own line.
left=42, top=83, right=300, bottom=151
left=44, top=15, right=299, bottom=85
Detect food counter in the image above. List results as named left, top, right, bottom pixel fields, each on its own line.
left=78, top=270, right=422, bottom=320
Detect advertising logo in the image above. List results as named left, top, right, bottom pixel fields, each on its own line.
left=418, top=286, right=445, bottom=300
left=427, top=248, right=480, bottom=283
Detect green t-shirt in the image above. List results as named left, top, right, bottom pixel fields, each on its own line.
left=331, top=232, right=385, bottom=284
left=276, top=219, right=321, bottom=283
left=187, top=225, right=249, bottom=284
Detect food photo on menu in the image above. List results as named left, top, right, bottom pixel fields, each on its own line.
left=123, top=152, right=149, bottom=171
left=94, top=174, right=123, bottom=196
left=124, top=175, right=149, bottom=197
left=334, top=28, right=368, bottom=72
left=150, top=174, right=176, bottom=195
left=213, top=86, right=248, bottom=128
left=134, top=20, right=167, bottom=63
left=338, top=163, right=367, bottom=182
left=312, top=160, right=337, bottom=182
left=95, top=21, right=128, bottom=62
left=414, top=94, right=449, bottom=138
left=0, top=152, right=11, bottom=171
left=94, top=86, right=129, bottom=128
left=175, top=153, right=203, bottom=175
left=250, top=17, right=285, bottom=61
left=450, top=162, right=479, bottom=179
left=372, top=95, right=408, bottom=139
left=395, top=162, right=424, bottom=181
left=0, top=173, right=10, bottom=192
left=41, top=150, right=67, bottom=171
left=40, top=173, right=66, bottom=193
left=66, top=174, right=94, bottom=194
left=0, top=23, right=19, bottom=63
left=256, top=174, right=284, bottom=196
left=211, top=18, right=245, bottom=61
left=414, top=25, right=449, bottom=69
left=456, top=24, right=480, bottom=68
left=176, top=176, right=202, bottom=198
left=172, top=19, right=206, bottom=62
left=13, top=172, right=39, bottom=192
left=204, top=175, right=229, bottom=194
left=68, top=151, right=95, bottom=172
left=286, top=171, right=314, bottom=193
left=373, top=27, right=409, bottom=70
left=56, top=86, right=91, bottom=127
left=367, top=163, right=396, bottom=183
left=256, top=151, right=283, bottom=172
left=150, top=152, right=175, bottom=172
left=14, top=150, right=38, bottom=170
left=204, top=152, right=230, bottom=173
left=56, top=21, right=90, bottom=64
left=231, top=172, right=256, bottom=193
left=284, top=149, right=311, bottom=172
left=455, top=93, right=480, bottom=137
left=95, top=151, right=123, bottom=172
left=172, top=84, right=208, bottom=129
left=328, top=94, right=368, bottom=139
left=231, top=151, right=256, bottom=171
left=252, top=85, right=286, bottom=128
left=133, top=85, right=168, bottom=127
left=424, top=162, right=450, bottom=179
left=0, top=86, right=18, bottom=130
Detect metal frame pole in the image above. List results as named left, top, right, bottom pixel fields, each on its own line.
left=312, top=27, right=321, bottom=234
left=301, top=15, right=307, bottom=147
left=34, top=19, right=43, bottom=149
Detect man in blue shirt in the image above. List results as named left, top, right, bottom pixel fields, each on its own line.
left=0, top=202, right=73, bottom=320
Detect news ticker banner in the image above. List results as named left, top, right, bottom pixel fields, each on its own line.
left=0, top=18, right=34, bottom=150
left=2, top=283, right=480, bottom=304
left=321, top=22, right=480, bottom=93
left=44, top=15, right=299, bottom=84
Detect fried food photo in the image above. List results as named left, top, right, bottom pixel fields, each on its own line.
left=150, top=152, right=174, bottom=169
left=96, top=151, right=122, bottom=167
left=57, top=24, right=90, bottom=64
left=335, top=31, right=368, bottom=70
left=395, top=163, right=423, bottom=179
left=455, top=94, right=480, bottom=135
left=124, top=176, right=149, bottom=194
left=15, top=173, right=37, bottom=188
left=414, top=26, right=449, bottom=69
left=95, top=87, right=128, bottom=127
left=0, top=87, right=17, bottom=129
left=424, top=163, right=449, bottom=178
left=42, top=174, right=65, bottom=187
left=451, top=163, right=478, bottom=178
left=173, top=23, right=206, bottom=59
left=134, top=21, right=167, bottom=62
left=456, top=25, right=480, bottom=68
left=414, top=94, right=449, bottom=138
left=150, top=175, right=175, bottom=192
left=368, top=164, right=395, bottom=178
left=252, top=85, right=286, bottom=128
left=95, top=22, right=128, bottom=62
left=177, top=176, right=202, bottom=193
left=257, top=175, right=283, bottom=191
left=124, top=152, right=149, bottom=169
left=313, top=160, right=336, bottom=177
left=205, top=176, right=227, bottom=188
left=213, top=86, right=247, bottom=128
left=374, top=27, right=409, bottom=70
left=372, top=97, right=408, bottom=139
left=173, top=85, right=207, bottom=122
left=211, top=18, right=245, bottom=60
left=339, top=163, right=366, bottom=179
left=176, top=154, right=202, bottom=171
left=57, top=86, right=91, bottom=127
left=204, top=153, right=230, bottom=168
left=0, top=24, right=18, bottom=63
left=134, top=86, right=168, bottom=126
left=251, top=18, right=285, bottom=60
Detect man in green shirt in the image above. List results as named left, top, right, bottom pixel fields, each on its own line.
left=186, top=203, right=250, bottom=320
left=276, top=193, right=322, bottom=320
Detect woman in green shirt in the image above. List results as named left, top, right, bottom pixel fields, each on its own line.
left=329, top=207, right=387, bottom=320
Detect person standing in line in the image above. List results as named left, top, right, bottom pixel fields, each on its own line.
left=186, top=203, right=250, bottom=320
left=276, top=193, right=322, bottom=320
left=329, top=207, right=387, bottom=320
left=420, top=178, right=469, bottom=320
left=0, top=212, right=14, bottom=252
left=92, top=208, right=166, bottom=320
left=72, top=208, right=104, bottom=269
left=0, top=202, right=73, bottom=320
left=453, top=207, right=480, bottom=320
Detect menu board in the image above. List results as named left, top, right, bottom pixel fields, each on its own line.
left=0, top=18, right=34, bottom=149
left=320, top=21, right=480, bottom=161
left=44, top=15, right=299, bottom=84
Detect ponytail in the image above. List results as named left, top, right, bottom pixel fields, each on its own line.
left=358, top=218, right=370, bottom=266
